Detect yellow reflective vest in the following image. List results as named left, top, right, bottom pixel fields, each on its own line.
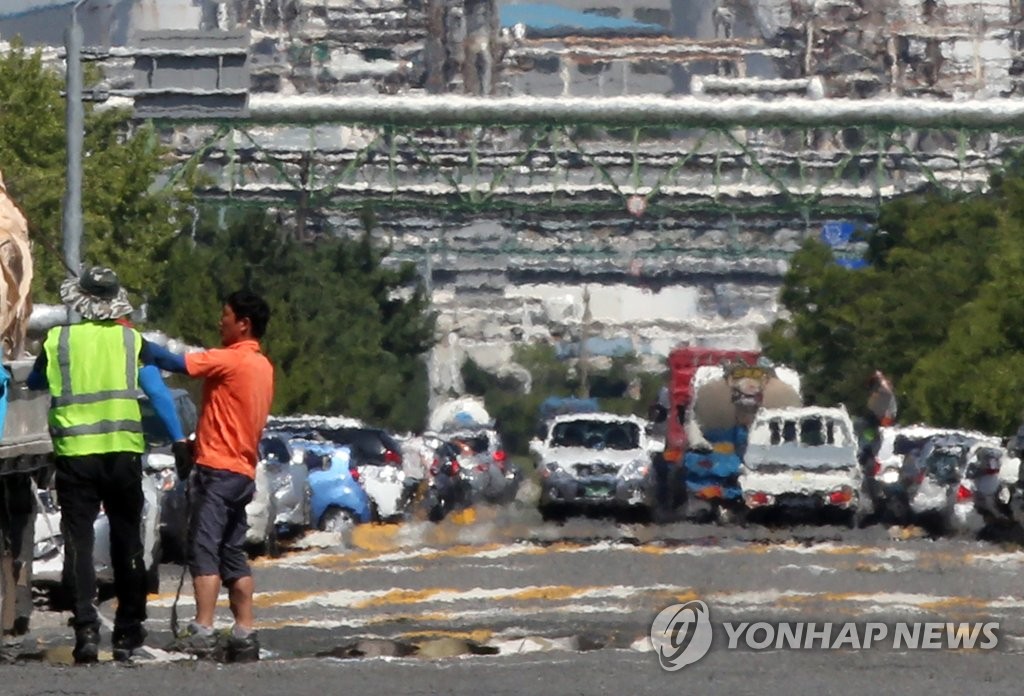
left=44, top=322, right=145, bottom=456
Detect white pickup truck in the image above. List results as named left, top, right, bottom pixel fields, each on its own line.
left=739, top=405, right=865, bottom=526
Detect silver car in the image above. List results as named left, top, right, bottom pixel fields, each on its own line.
left=531, top=413, right=658, bottom=519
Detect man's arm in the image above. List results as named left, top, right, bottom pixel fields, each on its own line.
left=140, top=339, right=188, bottom=374
left=26, top=351, right=47, bottom=390
left=138, top=365, right=186, bottom=442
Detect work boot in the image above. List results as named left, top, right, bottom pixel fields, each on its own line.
left=168, top=622, right=219, bottom=659
left=225, top=630, right=260, bottom=663
left=72, top=625, right=100, bottom=665
left=11, top=616, right=29, bottom=637
left=112, top=624, right=148, bottom=662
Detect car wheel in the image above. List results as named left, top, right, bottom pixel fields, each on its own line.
left=247, top=495, right=282, bottom=559
left=539, top=503, right=567, bottom=523
left=715, top=504, right=740, bottom=526
left=265, top=519, right=282, bottom=559
left=319, top=507, right=356, bottom=536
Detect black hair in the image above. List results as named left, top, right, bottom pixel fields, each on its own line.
left=226, top=290, right=270, bottom=339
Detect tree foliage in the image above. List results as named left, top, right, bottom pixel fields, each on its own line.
left=147, top=208, right=436, bottom=431
left=760, top=175, right=1024, bottom=434
left=462, top=344, right=666, bottom=456
left=0, top=39, right=189, bottom=301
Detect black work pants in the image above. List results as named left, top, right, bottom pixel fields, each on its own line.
left=0, top=473, right=36, bottom=635
left=54, top=452, right=147, bottom=631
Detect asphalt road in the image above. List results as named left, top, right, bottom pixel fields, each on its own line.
left=10, top=505, right=1024, bottom=694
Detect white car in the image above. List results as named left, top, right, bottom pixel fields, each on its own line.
left=531, top=412, right=660, bottom=518
left=902, top=434, right=1018, bottom=534
left=741, top=405, right=865, bottom=525
left=245, top=434, right=310, bottom=555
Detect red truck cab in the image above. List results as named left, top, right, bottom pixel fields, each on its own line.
left=662, top=347, right=760, bottom=462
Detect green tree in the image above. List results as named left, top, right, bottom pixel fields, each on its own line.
left=903, top=210, right=1024, bottom=433
left=760, top=176, right=1024, bottom=433
left=0, top=40, right=190, bottom=301
left=147, top=208, right=436, bottom=431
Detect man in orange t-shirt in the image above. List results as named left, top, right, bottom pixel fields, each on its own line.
left=156, top=290, right=273, bottom=663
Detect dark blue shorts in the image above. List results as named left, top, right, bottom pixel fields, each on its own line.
left=187, top=465, right=256, bottom=583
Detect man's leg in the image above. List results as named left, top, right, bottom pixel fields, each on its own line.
left=226, top=576, right=254, bottom=629
left=186, top=466, right=230, bottom=633
left=5, top=474, right=37, bottom=636
left=101, top=452, right=148, bottom=657
left=54, top=456, right=103, bottom=663
left=219, top=473, right=258, bottom=662
left=192, top=575, right=222, bottom=629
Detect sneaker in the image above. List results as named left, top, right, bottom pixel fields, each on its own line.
left=72, top=625, right=100, bottom=665
left=225, top=631, right=260, bottom=663
left=168, top=623, right=219, bottom=659
left=0, top=633, right=21, bottom=664
left=112, top=624, right=148, bottom=662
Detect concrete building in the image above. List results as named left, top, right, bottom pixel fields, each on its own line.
left=2, top=0, right=1020, bottom=402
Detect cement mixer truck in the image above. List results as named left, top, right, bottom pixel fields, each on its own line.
left=650, top=347, right=802, bottom=522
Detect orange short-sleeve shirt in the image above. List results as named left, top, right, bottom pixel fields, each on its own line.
left=185, top=339, right=274, bottom=479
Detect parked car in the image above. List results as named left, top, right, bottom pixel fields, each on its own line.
left=244, top=434, right=311, bottom=556
left=264, top=425, right=411, bottom=523
left=435, top=427, right=522, bottom=505
left=420, top=437, right=476, bottom=522
left=531, top=412, right=658, bottom=519
left=864, top=425, right=979, bottom=519
left=898, top=432, right=1016, bottom=535
left=323, top=427, right=411, bottom=522
left=246, top=436, right=373, bottom=550
left=305, top=443, right=373, bottom=534
left=314, top=426, right=405, bottom=469
left=740, top=406, right=866, bottom=526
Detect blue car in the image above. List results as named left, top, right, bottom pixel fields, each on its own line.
left=303, top=443, right=373, bottom=532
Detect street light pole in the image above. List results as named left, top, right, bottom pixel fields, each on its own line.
left=62, top=0, right=89, bottom=278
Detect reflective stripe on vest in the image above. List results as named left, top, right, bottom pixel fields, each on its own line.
left=44, top=323, right=145, bottom=456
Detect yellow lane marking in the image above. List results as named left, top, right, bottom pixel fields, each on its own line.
left=353, top=588, right=457, bottom=609
left=252, top=590, right=323, bottom=609
left=508, top=585, right=583, bottom=602
left=398, top=629, right=493, bottom=643
left=918, top=597, right=992, bottom=612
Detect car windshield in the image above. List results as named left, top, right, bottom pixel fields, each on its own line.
left=766, top=415, right=853, bottom=447
left=449, top=433, right=490, bottom=454
left=260, top=437, right=290, bottom=463
left=925, top=447, right=965, bottom=482
left=550, top=420, right=640, bottom=450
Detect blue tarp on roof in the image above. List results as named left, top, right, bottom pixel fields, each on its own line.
left=500, top=3, right=664, bottom=36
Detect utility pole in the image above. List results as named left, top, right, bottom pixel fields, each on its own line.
left=63, top=0, right=89, bottom=277
left=578, top=286, right=592, bottom=398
